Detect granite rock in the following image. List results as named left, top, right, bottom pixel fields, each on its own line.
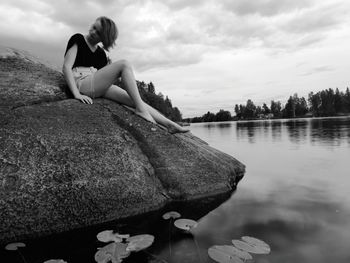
left=0, top=46, right=245, bottom=244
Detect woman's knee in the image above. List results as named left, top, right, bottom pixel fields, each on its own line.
left=108, top=59, right=133, bottom=78
left=114, top=59, right=133, bottom=71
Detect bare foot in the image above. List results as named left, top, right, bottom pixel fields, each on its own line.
left=135, top=110, right=156, bottom=124
left=167, top=124, right=190, bottom=134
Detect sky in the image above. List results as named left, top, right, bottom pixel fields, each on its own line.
left=1, top=0, right=350, bottom=118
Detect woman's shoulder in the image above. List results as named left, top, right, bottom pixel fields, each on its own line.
left=67, top=33, right=86, bottom=48
left=69, top=33, right=84, bottom=41
left=65, top=33, right=85, bottom=56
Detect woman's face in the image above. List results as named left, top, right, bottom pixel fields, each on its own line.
left=88, top=20, right=102, bottom=43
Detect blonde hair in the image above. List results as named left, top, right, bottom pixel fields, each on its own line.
left=96, top=16, right=118, bottom=51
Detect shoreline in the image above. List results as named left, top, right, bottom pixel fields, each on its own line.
left=189, top=114, right=350, bottom=124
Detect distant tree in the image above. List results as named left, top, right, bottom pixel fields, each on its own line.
left=334, top=88, right=344, bottom=113
left=171, top=107, right=182, bottom=121
left=164, top=96, right=173, bottom=116
left=202, top=111, right=216, bottom=122
left=138, top=81, right=147, bottom=90
left=234, top=104, right=242, bottom=119
left=270, top=100, right=282, bottom=118
left=320, top=89, right=335, bottom=116
left=147, top=82, right=155, bottom=93
left=191, top=87, right=349, bottom=122
left=295, top=95, right=308, bottom=116
left=215, top=109, right=232, bottom=121
left=308, top=88, right=350, bottom=116
left=165, top=96, right=172, bottom=108
left=284, top=96, right=295, bottom=118
left=308, top=91, right=321, bottom=116
left=345, top=87, right=350, bottom=112
left=244, top=99, right=256, bottom=118
left=234, top=104, right=240, bottom=115
left=283, top=93, right=307, bottom=117
left=137, top=81, right=185, bottom=122
left=191, top=116, right=202, bottom=123
left=239, top=104, right=246, bottom=118
left=262, top=103, right=270, bottom=114
left=157, top=92, right=164, bottom=100
left=256, top=106, right=263, bottom=116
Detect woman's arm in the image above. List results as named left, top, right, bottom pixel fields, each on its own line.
left=62, top=44, right=93, bottom=104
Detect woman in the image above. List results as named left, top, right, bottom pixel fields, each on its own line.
left=63, top=16, right=189, bottom=134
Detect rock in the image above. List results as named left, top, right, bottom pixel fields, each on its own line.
left=0, top=46, right=245, bottom=244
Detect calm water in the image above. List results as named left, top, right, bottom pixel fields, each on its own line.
left=2, top=117, right=350, bottom=263
left=189, top=116, right=350, bottom=263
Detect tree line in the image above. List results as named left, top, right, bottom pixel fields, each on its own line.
left=189, top=110, right=233, bottom=123
left=136, top=81, right=183, bottom=122
left=185, top=87, right=350, bottom=123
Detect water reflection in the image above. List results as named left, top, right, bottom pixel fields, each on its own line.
left=119, top=179, right=350, bottom=263
left=0, top=193, right=232, bottom=263
left=310, top=117, right=350, bottom=147
left=284, top=119, right=307, bottom=144
left=236, top=121, right=261, bottom=143
left=234, top=117, right=350, bottom=148
left=188, top=116, right=350, bottom=263
left=271, top=120, right=282, bottom=142
left=203, top=122, right=234, bottom=138
left=203, top=122, right=233, bottom=129
left=194, top=182, right=350, bottom=263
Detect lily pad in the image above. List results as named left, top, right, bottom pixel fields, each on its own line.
left=95, top=242, right=130, bottom=263
left=162, top=211, right=181, bottom=220
left=241, top=236, right=271, bottom=254
left=208, top=245, right=244, bottom=263
left=174, top=219, right=198, bottom=231
left=43, top=260, right=68, bottom=263
left=5, top=242, right=26, bottom=251
left=96, top=230, right=129, bottom=243
left=232, top=239, right=269, bottom=254
left=126, top=234, right=155, bottom=252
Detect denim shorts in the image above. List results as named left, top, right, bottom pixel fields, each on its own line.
left=72, top=67, right=97, bottom=98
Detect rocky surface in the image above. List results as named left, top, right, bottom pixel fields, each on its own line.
left=0, top=46, right=245, bottom=244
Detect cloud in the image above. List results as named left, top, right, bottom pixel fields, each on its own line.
left=192, top=0, right=350, bottom=53
left=48, top=0, right=126, bottom=29
left=156, top=0, right=204, bottom=11
left=220, top=0, right=313, bottom=17
left=118, top=44, right=204, bottom=71
left=300, top=66, right=334, bottom=76
left=165, top=19, right=204, bottom=45
left=0, top=0, right=50, bottom=14
left=280, top=2, right=348, bottom=34
left=2, top=0, right=348, bottom=72
left=0, top=2, right=68, bottom=43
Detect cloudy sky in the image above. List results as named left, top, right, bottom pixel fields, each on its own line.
left=1, top=0, right=350, bottom=117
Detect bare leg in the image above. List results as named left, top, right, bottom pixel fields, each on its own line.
left=92, top=60, right=155, bottom=123
left=145, top=105, right=190, bottom=133
left=104, top=85, right=189, bottom=134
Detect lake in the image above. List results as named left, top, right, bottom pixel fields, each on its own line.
left=188, top=116, right=350, bottom=263
left=2, top=117, right=350, bottom=263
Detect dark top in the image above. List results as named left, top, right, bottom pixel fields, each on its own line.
left=64, top=33, right=107, bottom=69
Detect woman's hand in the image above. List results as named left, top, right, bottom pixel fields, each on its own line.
left=75, top=94, right=93, bottom=104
